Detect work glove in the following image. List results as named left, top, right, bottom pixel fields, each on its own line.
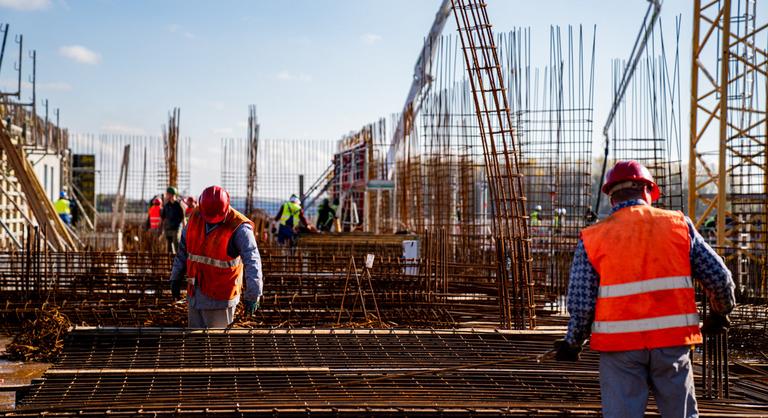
left=553, top=338, right=582, bottom=362
left=243, top=299, right=260, bottom=317
left=701, top=312, right=730, bottom=335
left=170, top=280, right=183, bottom=299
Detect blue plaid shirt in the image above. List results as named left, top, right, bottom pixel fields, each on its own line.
left=564, top=199, right=736, bottom=346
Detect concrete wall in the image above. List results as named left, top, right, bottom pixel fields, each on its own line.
left=27, top=151, right=62, bottom=203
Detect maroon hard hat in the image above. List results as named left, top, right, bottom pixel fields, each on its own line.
left=602, top=160, right=660, bottom=202
left=198, top=185, right=230, bottom=224
left=151, top=198, right=162, bottom=206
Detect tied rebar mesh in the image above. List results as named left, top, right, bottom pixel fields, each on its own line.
left=451, top=0, right=534, bottom=329
left=221, top=138, right=337, bottom=216
left=69, top=134, right=191, bottom=213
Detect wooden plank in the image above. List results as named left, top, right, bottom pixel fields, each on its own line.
left=0, top=128, right=78, bottom=250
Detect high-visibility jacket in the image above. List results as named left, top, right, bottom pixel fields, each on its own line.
left=530, top=210, right=541, bottom=226
left=581, top=204, right=702, bottom=352
left=54, top=198, right=71, bottom=215
left=148, top=205, right=162, bottom=229
left=278, top=201, right=301, bottom=227
left=185, top=208, right=254, bottom=301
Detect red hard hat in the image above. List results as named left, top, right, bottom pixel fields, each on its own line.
left=602, top=160, right=660, bottom=202
left=198, top=185, right=230, bottom=224
left=151, top=198, right=162, bottom=206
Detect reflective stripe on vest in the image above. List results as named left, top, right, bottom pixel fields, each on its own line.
left=581, top=204, right=702, bottom=352
left=597, top=275, right=693, bottom=298
left=188, top=253, right=242, bottom=269
left=593, top=313, right=700, bottom=334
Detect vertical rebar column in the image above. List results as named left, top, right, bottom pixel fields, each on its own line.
left=451, top=0, right=535, bottom=329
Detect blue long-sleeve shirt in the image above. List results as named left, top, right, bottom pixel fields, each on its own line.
left=564, top=199, right=736, bottom=346
left=170, top=222, right=263, bottom=310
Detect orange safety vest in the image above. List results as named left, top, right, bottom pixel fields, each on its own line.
left=148, top=205, right=162, bottom=229
left=185, top=208, right=254, bottom=301
left=581, top=204, right=702, bottom=352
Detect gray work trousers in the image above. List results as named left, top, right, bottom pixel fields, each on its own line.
left=600, top=346, right=698, bottom=418
left=187, top=305, right=236, bottom=328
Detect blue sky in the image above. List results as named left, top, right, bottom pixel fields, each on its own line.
left=1, top=0, right=763, bottom=193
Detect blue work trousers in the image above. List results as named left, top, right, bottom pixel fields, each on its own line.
left=600, top=345, right=698, bottom=418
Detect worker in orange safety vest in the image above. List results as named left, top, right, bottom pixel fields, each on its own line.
left=148, top=198, right=162, bottom=230
left=555, top=160, right=735, bottom=418
left=169, top=185, right=263, bottom=328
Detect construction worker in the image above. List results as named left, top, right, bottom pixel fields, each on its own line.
left=530, top=205, right=542, bottom=227
left=185, top=196, right=197, bottom=218
left=147, top=198, right=162, bottom=230
left=169, top=185, right=263, bottom=328
left=555, top=160, right=735, bottom=418
left=274, top=194, right=309, bottom=245
left=161, top=186, right=185, bottom=253
left=553, top=208, right=566, bottom=234
left=316, top=197, right=338, bottom=232
left=54, top=191, right=72, bottom=225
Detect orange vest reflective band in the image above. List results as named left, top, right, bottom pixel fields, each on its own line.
left=581, top=204, right=702, bottom=352
left=185, top=208, right=254, bottom=301
left=148, top=206, right=162, bottom=229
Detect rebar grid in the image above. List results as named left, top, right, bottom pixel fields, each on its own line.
left=221, top=138, right=336, bottom=216
left=609, top=18, right=684, bottom=212
left=69, top=134, right=191, bottom=213
left=9, top=328, right=768, bottom=417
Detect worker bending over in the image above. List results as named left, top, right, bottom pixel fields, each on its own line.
left=316, top=197, right=338, bottom=232
left=555, top=160, right=735, bottom=418
left=169, top=185, right=263, bottom=328
left=274, top=194, right=313, bottom=245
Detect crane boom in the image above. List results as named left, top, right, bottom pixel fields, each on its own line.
left=385, top=0, right=453, bottom=180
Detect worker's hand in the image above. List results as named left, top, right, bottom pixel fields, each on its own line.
left=170, top=280, right=183, bottom=299
left=243, top=299, right=260, bottom=317
left=553, top=339, right=582, bottom=362
left=701, top=312, right=730, bottom=335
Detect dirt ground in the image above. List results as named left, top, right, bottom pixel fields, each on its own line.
left=0, top=335, right=51, bottom=410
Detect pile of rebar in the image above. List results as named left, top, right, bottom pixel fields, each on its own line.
left=5, top=328, right=767, bottom=417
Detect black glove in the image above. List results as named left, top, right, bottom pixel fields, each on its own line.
left=243, top=299, right=259, bottom=317
left=701, top=312, right=730, bottom=335
left=554, top=339, right=582, bottom=362
left=171, top=280, right=183, bottom=299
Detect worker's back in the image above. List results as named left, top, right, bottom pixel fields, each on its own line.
left=580, top=204, right=701, bottom=351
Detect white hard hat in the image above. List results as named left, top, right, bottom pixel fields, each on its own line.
left=534, top=205, right=542, bottom=211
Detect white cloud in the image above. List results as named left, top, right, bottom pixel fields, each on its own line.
left=101, top=123, right=146, bottom=135
left=168, top=23, right=196, bottom=40
left=0, top=0, right=50, bottom=11
left=276, top=71, right=312, bottom=82
left=58, top=45, right=101, bottom=65
left=361, top=33, right=383, bottom=45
